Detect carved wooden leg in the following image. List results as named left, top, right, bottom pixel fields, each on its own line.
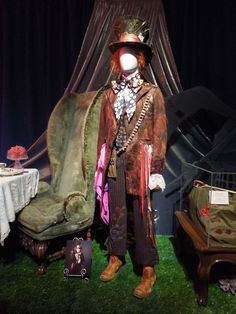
left=19, top=232, right=49, bottom=274
left=86, top=228, right=92, bottom=240
left=34, top=241, right=49, bottom=274
left=47, top=247, right=66, bottom=261
left=197, top=254, right=214, bottom=306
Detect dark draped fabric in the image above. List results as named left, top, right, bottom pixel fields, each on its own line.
left=1, top=0, right=236, bottom=234
left=23, top=0, right=182, bottom=178
left=64, top=0, right=181, bottom=95
left=0, top=0, right=94, bottom=166
left=163, top=0, right=236, bottom=109
left=20, top=0, right=186, bottom=235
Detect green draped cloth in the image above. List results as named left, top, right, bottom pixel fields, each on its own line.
left=188, top=183, right=236, bottom=247
left=18, top=89, right=103, bottom=240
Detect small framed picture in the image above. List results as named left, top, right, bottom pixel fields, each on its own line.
left=64, top=237, right=92, bottom=280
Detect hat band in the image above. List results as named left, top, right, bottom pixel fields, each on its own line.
left=119, top=33, right=142, bottom=43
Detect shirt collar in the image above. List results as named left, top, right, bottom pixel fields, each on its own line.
left=111, top=71, right=144, bottom=94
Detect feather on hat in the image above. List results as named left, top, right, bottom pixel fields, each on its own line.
left=109, top=15, right=153, bottom=64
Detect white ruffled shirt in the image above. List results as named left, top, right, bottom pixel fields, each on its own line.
left=149, top=173, right=166, bottom=192
left=113, top=70, right=142, bottom=121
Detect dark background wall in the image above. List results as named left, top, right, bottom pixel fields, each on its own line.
left=164, top=0, right=236, bottom=109
left=0, top=0, right=94, bottom=159
left=0, top=0, right=235, bottom=162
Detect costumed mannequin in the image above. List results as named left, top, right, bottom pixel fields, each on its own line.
left=94, top=16, right=167, bottom=298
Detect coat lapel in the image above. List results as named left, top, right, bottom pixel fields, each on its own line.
left=107, top=89, right=118, bottom=131
left=136, top=84, right=152, bottom=103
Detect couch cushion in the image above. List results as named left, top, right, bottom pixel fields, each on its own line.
left=18, top=193, right=64, bottom=233
left=18, top=90, right=103, bottom=238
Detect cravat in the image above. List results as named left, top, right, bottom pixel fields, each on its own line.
left=111, top=72, right=144, bottom=121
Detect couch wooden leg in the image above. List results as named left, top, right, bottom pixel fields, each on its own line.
left=86, top=228, right=92, bottom=240
left=19, top=232, right=49, bottom=274
left=34, top=241, right=49, bottom=274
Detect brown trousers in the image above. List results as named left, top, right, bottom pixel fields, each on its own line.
left=107, top=154, right=158, bottom=267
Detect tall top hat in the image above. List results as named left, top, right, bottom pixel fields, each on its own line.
left=109, top=15, right=153, bottom=64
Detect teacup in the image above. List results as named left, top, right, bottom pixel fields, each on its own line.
left=0, top=162, right=7, bottom=170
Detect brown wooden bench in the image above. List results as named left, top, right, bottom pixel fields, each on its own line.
left=175, top=210, right=236, bottom=305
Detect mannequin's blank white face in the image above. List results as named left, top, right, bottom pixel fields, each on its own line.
left=119, top=47, right=138, bottom=74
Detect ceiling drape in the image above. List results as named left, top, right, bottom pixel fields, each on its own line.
left=24, top=0, right=182, bottom=179
left=20, top=0, right=236, bottom=235
left=64, top=0, right=182, bottom=96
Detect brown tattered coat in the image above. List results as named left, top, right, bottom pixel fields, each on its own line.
left=97, top=83, right=167, bottom=195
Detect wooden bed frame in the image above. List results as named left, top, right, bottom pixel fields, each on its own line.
left=175, top=210, right=236, bottom=305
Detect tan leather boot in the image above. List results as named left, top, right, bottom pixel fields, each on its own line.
left=133, top=266, right=156, bottom=298
left=100, top=255, right=123, bottom=282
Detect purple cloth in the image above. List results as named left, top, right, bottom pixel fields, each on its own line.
left=94, top=143, right=109, bottom=224
left=219, top=279, right=236, bottom=296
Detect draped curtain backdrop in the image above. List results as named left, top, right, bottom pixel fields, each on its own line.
left=23, top=0, right=182, bottom=179
left=164, top=0, right=236, bottom=109
left=1, top=0, right=235, bottom=234
left=0, top=0, right=94, bottom=165
left=64, top=0, right=181, bottom=95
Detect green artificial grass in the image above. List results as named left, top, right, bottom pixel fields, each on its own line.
left=0, top=233, right=236, bottom=314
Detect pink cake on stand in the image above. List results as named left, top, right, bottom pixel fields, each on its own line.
left=7, top=145, right=28, bottom=169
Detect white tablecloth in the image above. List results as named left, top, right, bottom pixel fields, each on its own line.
left=0, top=168, right=39, bottom=245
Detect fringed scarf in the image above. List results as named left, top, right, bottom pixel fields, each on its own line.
left=140, top=144, right=156, bottom=247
